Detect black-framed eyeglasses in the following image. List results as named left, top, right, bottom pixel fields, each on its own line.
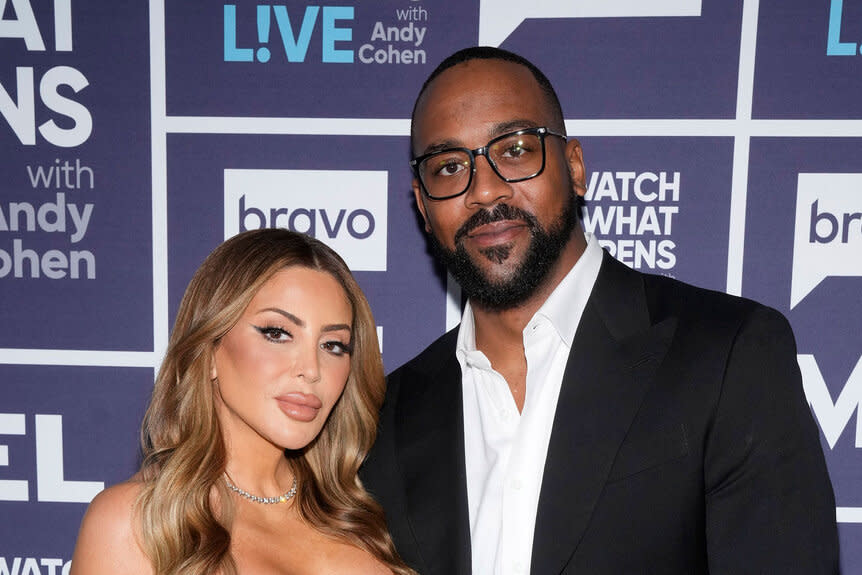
left=410, top=127, right=567, bottom=200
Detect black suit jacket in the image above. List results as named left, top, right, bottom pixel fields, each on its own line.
left=362, top=252, right=839, bottom=574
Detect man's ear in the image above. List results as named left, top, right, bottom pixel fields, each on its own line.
left=412, top=179, right=432, bottom=233
left=566, top=138, right=587, bottom=197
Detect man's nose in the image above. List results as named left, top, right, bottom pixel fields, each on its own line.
left=464, top=153, right=514, bottom=208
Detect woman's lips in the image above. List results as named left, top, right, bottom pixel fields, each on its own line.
left=466, top=220, right=528, bottom=248
left=276, top=392, right=323, bottom=423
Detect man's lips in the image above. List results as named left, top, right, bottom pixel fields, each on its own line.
left=276, top=392, right=323, bottom=423
left=464, top=220, right=528, bottom=248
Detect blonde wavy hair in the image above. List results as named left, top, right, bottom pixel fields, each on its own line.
left=136, top=228, right=413, bottom=575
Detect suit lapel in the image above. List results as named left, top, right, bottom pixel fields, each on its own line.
left=396, top=333, right=472, bottom=575
left=531, top=254, right=677, bottom=573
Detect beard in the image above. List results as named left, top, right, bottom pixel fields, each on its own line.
left=427, top=193, right=579, bottom=311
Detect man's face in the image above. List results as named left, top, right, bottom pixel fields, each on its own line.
left=411, top=59, right=586, bottom=310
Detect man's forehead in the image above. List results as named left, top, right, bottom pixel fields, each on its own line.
left=419, top=58, right=540, bottom=107
left=412, top=59, right=551, bottom=147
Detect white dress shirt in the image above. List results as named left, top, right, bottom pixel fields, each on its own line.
left=457, top=234, right=603, bottom=575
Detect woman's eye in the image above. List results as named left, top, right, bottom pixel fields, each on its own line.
left=255, top=326, right=291, bottom=343
left=322, top=340, right=353, bottom=356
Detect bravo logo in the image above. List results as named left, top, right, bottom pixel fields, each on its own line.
left=0, top=413, right=103, bottom=503
left=478, top=0, right=701, bottom=46
left=791, top=173, right=862, bottom=309
left=224, top=169, right=387, bottom=271
left=800, top=354, right=862, bottom=450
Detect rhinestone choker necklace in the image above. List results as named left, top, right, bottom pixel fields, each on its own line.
left=224, top=475, right=297, bottom=504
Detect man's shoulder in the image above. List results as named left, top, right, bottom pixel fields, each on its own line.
left=388, top=325, right=460, bottom=382
left=598, top=251, right=759, bottom=320
left=643, top=270, right=751, bottom=308
left=631, top=264, right=787, bottom=334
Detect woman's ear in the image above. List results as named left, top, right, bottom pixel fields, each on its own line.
left=210, top=346, right=219, bottom=381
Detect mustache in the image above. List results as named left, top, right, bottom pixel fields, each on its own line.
left=454, top=204, right=540, bottom=244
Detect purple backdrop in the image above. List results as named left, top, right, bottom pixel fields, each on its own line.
left=1, top=0, right=860, bottom=571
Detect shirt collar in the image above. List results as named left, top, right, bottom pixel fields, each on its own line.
left=456, top=233, right=603, bottom=354
left=533, top=232, right=602, bottom=347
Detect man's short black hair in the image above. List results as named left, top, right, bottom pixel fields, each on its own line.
left=410, top=46, right=566, bottom=153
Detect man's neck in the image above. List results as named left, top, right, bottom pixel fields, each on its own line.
left=472, top=228, right=587, bottom=352
left=469, top=229, right=587, bottom=411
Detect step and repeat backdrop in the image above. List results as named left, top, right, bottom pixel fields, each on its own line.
left=2, top=0, right=861, bottom=572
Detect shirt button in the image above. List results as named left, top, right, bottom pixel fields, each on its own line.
left=512, top=479, right=523, bottom=490
left=514, top=561, right=526, bottom=573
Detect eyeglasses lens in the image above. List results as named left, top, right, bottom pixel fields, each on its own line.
left=419, top=132, right=545, bottom=199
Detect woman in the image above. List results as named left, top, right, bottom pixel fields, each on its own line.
left=71, top=229, right=413, bottom=575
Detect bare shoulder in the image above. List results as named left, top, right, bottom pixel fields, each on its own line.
left=82, top=480, right=141, bottom=527
left=70, top=480, right=152, bottom=575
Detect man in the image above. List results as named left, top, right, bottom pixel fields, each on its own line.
left=361, top=47, right=839, bottom=574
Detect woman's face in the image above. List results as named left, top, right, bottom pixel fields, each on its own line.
left=212, top=266, right=354, bottom=452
